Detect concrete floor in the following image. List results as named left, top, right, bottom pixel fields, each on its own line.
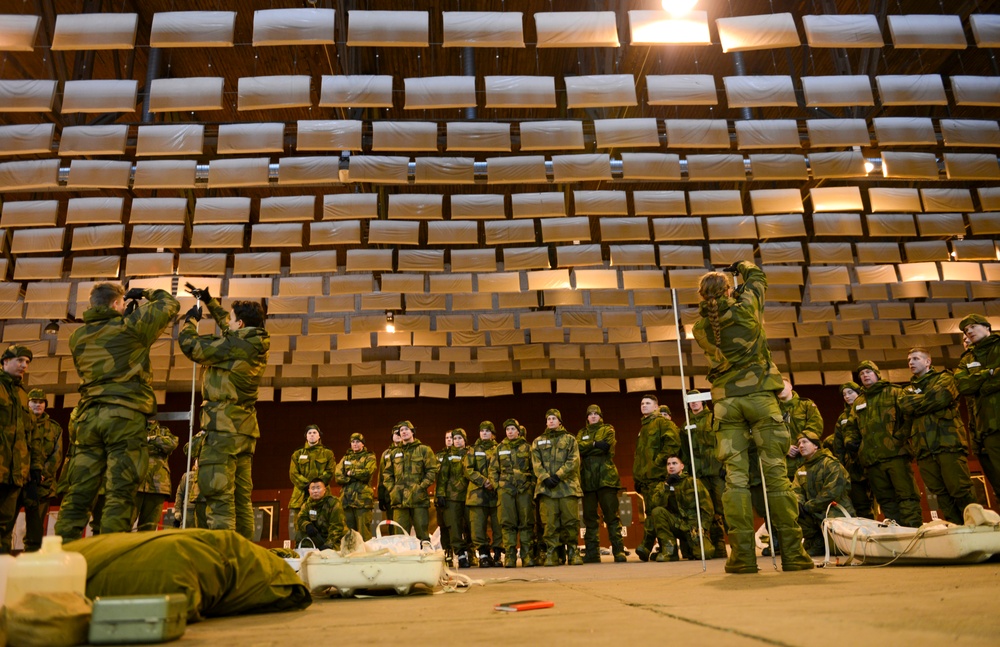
left=179, top=554, right=1000, bottom=647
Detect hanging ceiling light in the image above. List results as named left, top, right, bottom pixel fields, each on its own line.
left=385, top=310, right=395, bottom=333
left=662, top=0, right=698, bottom=17
left=43, top=320, right=60, bottom=335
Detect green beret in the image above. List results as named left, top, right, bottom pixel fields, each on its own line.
left=798, top=430, right=822, bottom=446
left=586, top=404, right=602, bottom=417
left=545, top=408, right=562, bottom=422
left=840, top=381, right=860, bottom=394
left=502, top=418, right=520, bottom=432
left=479, top=420, right=495, bottom=433
left=397, top=420, right=415, bottom=432
left=350, top=432, right=364, bottom=444
left=959, top=313, right=990, bottom=331
left=856, top=360, right=880, bottom=377
left=451, top=428, right=467, bottom=441
left=27, top=388, right=46, bottom=401
left=659, top=404, right=672, bottom=417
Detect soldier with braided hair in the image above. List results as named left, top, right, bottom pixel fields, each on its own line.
left=692, top=261, right=814, bottom=574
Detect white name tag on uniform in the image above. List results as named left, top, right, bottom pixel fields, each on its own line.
left=394, top=452, right=403, bottom=458
left=449, top=456, right=462, bottom=461
left=344, top=460, right=352, bottom=465
left=797, top=470, right=807, bottom=476
left=499, top=450, right=511, bottom=456
left=968, top=361, right=981, bottom=368
left=475, top=451, right=486, bottom=456
left=855, top=403, right=867, bottom=410
left=299, top=455, right=309, bottom=461
left=582, top=435, right=590, bottom=440
left=538, top=439, right=551, bottom=446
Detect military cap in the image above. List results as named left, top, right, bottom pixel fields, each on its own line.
left=959, top=313, right=991, bottom=332
left=840, top=381, right=860, bottom=395
left=27, top=388, right=46, bottom=401
left=586, top=404, right=602, bottom=417
left=798, top=430, right=822, bottom=446
left=397, top=420, right=415, bottom=432
left=350, top=432, right=365, bottom=444
left=502, top=418, right=520, bottom=431
left=1, top=345, right=32, bottom=362
left=659, top=404, right=672, bottom=417
left=451, top=428, right=467, bottom=441
left=545, top=408, right=562, bottom=422
left=856, top=360, right=880, bottom=378
left=688, top=389, right=700, bottom=396
left=479, top=420, right=495, bottom=433
left=305, top=424, right=321, bottom=436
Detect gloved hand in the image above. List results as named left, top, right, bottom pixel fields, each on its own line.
left=23, top=480, right=38, bottom=502
left=305, top=523, right=321, bottom=539
left=846, top=440, right=860, bottom=452
left=798, top=503, right=809, bottom=518
left=124, top=300, right=139, bottom=317
left=30, top=468, right=42, bottom=484
left=124, top=287, right=145, bottom=301
left=172, top=515, right=182, bottom=528
left=723, top=261, right=741, bottom=274
left=378, top=498, right=388, bottom=512
left=184, top=282, right=213, bottom=303
left=543, top=475, right=560, bottom=489
left=593, top=440, right=610, bottom=452
left=718, top=468, right=727, bottom=481
left=184, top=305, right=202, bottom=324
left=436, top=496, right=446, bottom=509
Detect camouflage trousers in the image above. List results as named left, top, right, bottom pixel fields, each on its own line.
left=538, top=494, right=580, bottom=550
left=866, top=457, right=922, bottom=527
left=198, top=431, right=256, bottom=539
left=634, top=480, right=658, bottom=550
left=55, top=405, right=149, bottom=540
left=443, top=500, right=468, bottom=552
left=16, top=489, right=51, bottom=552
left=976, top=432, right=1000, bottom=501
left=848, top=477, right=875, bottom=519
left=581, top=487, right=622, bottom=552
left=394, top=506, right=430, bottom=541
left=0, top=484, right=21, bottom=554
left=647, top=507, right=715, bottom=560
left=133, top=492, right=168, bottom=532
left=434, top=502, right=449, bottom=549
left=917, top=452, right=976, bottom=525
left=700, top=475, right=728, bottom=548
left=469, top=504, right=501, bottom=553
left=498, top=488, right=535, bottom=553
left=344, top=507, right=373, bottom=541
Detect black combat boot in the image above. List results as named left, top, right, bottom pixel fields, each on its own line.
left=478, top=550, right=494, bottom=568
left=457, top=551, right=470, bottom=568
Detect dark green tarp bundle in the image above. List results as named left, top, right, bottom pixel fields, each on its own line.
left=65, top=529, right=311, bottom=621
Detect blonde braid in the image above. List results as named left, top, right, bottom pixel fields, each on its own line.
left=699, top=272, right=732, bottom=350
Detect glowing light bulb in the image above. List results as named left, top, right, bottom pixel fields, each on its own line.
left=662, top=0, right=698, bottom=16
left=864, top=161, right=875, bottom=174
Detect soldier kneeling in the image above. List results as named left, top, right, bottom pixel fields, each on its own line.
left=644, top=455, right=715, bottom=562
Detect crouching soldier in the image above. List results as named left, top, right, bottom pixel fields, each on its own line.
left=645, top=455, right=715, bottom=562
left=296, top=478, right=351, bottom=552
left=489, top=419, right=536, bottom=567
left=792, top=431, right=854, bottom=556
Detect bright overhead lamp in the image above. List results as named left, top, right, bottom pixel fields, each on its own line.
left=662, top=0, right=698, bottom=17
left=44, top=320, right=60, bottom=335
left=385, top=310, right=395, bottom=334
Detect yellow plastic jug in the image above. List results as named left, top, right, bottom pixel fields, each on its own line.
left=5, top=536, right=87, bottom=607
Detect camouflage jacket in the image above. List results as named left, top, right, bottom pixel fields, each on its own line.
left=632, top=414, right=680, bottom=486
left=900, top=368, right=968, bottom=459
left=175, top=469, right=203, bottom=507
left=295, top=493, right=348, bottom=550
left=832, top=406, right=866, bottom=482
left=178, top=298, right=270, bottom=438
left=576, top=422, right=622, bottom=492
left=843, top=380, right=911, bottom=467
left=335, top=449, right=375, bottom=509
left=780, top=392, right=824, bottom=479
left=693, top=262, right=785, bottom=401
left=71, top=288, right=179, bottom=415
left=139, top=421, right=178, bottom=495
left=793, top=448, right=855, bottom=519
left=648, top=472, right=714, bottom=532
left=288, top=442, right=336, bottom=509
left=531, top=426, right=582, bottom=498
left=0, top=371, right=41, bottom=487
left=685, top=408, right=722, bottom=480
left=955, top=332, right=1000, bottom=446
left=377, top=444, right=398, bottom=509
left=463, top=438, right=498, bottom=506
left=33, top=412, right=64, bottom=499
left=436, top=446, right=469, bottom=501
left=384, top=439, right=439, bottom=508
left=488, top=437, right=535, bottom=494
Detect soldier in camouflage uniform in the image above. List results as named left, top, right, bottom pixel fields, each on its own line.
left=901, top=348, right=977, bottom=524
left=56, top=284, right=179, bottom=541
left=831, top=382, right=874, bottom=518
left=133, top=418, right=178, bottom=531
left=777, top=378, right=824, bottom=481
left=437, top=428, right=472, bottom=566
left=464, top=421, right=502, bottom=566
left=335, top=432, right=376, bottom=541
left=489, top=419, right=537, bottom=567
left=287, top=424, right=335, bottom=542
left=532, top=409, right=583, bottom=566
left=693, top=262, right=813, bottom=573
left=378, top=425, right=401, bottom=522
left=955, top=314, right=1000, bottom=500
left=18, top=388, right=62, bottom=551
left=646, top=455, right=715, bottom=562
left=685, top=391, right=727, bottom=557
left=576, top=405, right=626, bottom=563
left=434, top=430, right=453, bottom=559
left=384, top=421, right=439, bottom=542
left=843, top=360, right=923, bottom=528
left=296, top=478, right=351, bottom=551
left=173, top=431, right=206, bottom=528
left=792, top=430, right=854, bottom=556
left=0, top=347, right=42, bottom=553
left=633, top=394, right=681, bottom=561
left=178, top=286, right=268, bottom=539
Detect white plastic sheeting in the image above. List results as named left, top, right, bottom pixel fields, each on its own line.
left=149, top=11, right=235, bottom=47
